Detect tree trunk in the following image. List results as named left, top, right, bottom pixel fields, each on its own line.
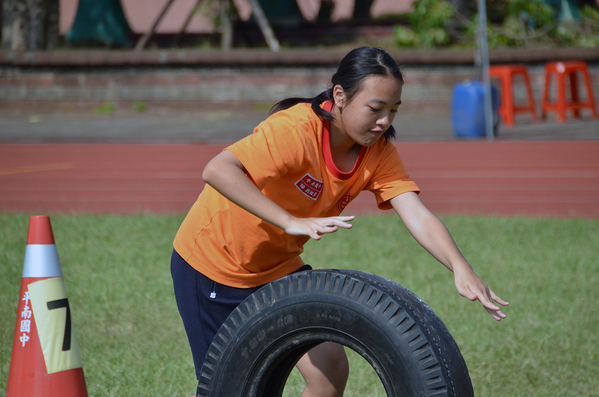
left=352, top=0, right=374, bottom=21
left=449, top=0, right=475, bottom=41
left=317, top=0, right=334, bottom=22
left=4, top=0, right=58, bottom=50
left=2, top=2, right=12, bottom=49
left=220, top=0, right=233, bottom=50
left=27, top=0, right=47, bottom=50
left=4, top=0, right=28, bottom=50
left=248, top=0, right=280, bottom=52
left=45, top=0, right=59, bottom=49
left=451, top=0, right=474, bottom=18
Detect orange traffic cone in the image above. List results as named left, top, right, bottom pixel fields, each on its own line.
left=6, top=215, right=88, bottom=397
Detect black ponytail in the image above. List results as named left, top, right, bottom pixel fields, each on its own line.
left=269, top=90, right=335, bottom=120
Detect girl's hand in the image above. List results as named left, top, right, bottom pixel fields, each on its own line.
left=391, top=193, right=508, bottom=321
left=284, top=215, right=355, bottom=240
left=454, top=267, right=509, bottom=321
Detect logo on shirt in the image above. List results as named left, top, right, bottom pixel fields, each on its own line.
left=295, top=173, right=323, bottom=200
left=337, top=194, right=354, bottom=213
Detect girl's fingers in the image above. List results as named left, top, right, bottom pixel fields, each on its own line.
left=326, top=216, right=355, bottom=229
left=286, top=216, right=354, bottom=239
left=315, top=216, right=354, bottom=231
left=491, top=291, right=510, bottom=306
left=479, top=289, right=508, bottom=320
left=317, top=225, right=339, bottom=235
left=485, top=307, right=506, bottom=321
left=481, top=298, right=501, bottom=312
left=460, top=283, right=507, bottom=318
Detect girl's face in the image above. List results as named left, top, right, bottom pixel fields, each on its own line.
left=333, top=75, right=402, bottom=147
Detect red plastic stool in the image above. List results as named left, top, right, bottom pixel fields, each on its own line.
left=542, top=61, right=598, bottom=123
left=489, top=64, right=538, bottom=126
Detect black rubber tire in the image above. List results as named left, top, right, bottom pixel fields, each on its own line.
left=197, top=269, right=473, bottom=397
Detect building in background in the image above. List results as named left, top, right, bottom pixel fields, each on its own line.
left=59, top=0, right=414, bottom=35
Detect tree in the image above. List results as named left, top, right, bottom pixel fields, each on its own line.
left=352, top=0, right=374, bottom=21
left=2, top=0, right=59, bottom=50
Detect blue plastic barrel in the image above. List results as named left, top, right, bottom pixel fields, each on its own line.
left=452, top=80, right=499, bottom=139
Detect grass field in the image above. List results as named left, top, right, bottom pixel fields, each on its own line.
left=1, top=213, right=598, bottom=396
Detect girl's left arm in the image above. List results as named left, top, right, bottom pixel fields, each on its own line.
left=390, top=192, right=509, bottom=321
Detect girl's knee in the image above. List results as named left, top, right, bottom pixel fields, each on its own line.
left=297, top=342, right=349, bottom=397
left=325, top=345, right=350, bottom=384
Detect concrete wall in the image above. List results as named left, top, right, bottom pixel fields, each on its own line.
left=1, top=48, right=598, bottom=107
left=2, top=63, right=598, bottom=107
left=0, top=65, right=467, bottom=103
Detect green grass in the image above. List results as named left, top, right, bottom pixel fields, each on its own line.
left=1, top=214, right=598, bottom=396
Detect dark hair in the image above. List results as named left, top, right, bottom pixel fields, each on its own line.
left=269, top=47, right=404, bottom=141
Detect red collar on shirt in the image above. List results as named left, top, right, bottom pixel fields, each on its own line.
left=322, top=101, right=366, bottom=180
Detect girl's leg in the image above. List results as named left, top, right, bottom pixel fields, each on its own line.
left=170, top=249, right=262, bottom=378
left=296, top=342, right=349, bottom=397
left=171, top=249, right=213, bottom=379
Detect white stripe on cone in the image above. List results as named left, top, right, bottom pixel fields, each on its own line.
left=23, top=245, right=63, bottom=278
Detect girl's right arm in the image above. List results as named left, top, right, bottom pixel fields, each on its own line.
left=391, top=192, right=508, bottom=320
left=202, top=150, right=354, bottom=240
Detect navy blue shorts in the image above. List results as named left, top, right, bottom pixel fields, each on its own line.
left=170, top=249, right=311, bottom=380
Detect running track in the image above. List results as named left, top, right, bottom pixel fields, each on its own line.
left=1, top=142, right=598, bottom=218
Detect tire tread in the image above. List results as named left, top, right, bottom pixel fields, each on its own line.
left=197, top=270, right=473, bottom=397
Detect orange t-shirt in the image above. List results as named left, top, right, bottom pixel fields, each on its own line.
left=173, top=102, right=419, bottom=288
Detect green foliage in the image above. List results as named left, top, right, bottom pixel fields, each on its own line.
left=491, top=2, right=599, bottom=47
left=506, top=0, right=556, bottom=27
left=393, top=0, right=454, bottom=48
left=485, top=0, right=557, bottom=47
left=190, top=0, right=238, bottom=30
left=131, top=100, right=147, bottom=113
left=408, top=0, right=454, bottom=32
left=560, top=5, right=599, bottom=47
left=393, top=0, right=599, bottom=49
left=1, top=214, right=598, bottom=396
left=92, top=101, right=115, bottom=115
left=392, top=25, right=419, bottom=47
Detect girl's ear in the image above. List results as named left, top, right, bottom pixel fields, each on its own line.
left=333, top=84, right=346, bottom=109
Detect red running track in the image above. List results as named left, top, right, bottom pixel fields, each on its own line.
left=1, top=142, right=598, bottom=218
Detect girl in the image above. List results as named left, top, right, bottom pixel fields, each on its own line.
left=171, top=46, right=508, bottom=397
